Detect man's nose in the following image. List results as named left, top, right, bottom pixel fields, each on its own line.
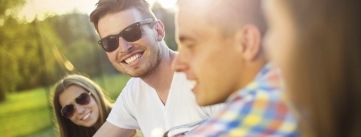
left=117, top=38, right=133, bottom=53
left=172, top=53, right=188, bottom=72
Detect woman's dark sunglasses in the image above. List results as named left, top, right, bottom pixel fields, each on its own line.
left=98, top=18, right=155, bottom=52
left=61, top=92, right=92, bottom=118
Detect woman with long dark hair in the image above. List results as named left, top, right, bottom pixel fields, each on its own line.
left=51, top=74, right=113, bottom=137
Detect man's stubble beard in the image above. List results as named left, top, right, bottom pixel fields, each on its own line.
left=126, top=49, right=162, bottom=78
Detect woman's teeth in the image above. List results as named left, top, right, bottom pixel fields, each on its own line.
left=82, top=112, right=91, bottom=120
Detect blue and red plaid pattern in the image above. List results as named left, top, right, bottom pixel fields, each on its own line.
left=186, top=64, right=298, bottom=137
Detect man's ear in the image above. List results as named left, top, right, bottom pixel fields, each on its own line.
left=154, top=20, right=165, bottom=41
left=238, top=25, right=262, bottom=61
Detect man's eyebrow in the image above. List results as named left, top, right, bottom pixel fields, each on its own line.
left=178, top=36, right=187, bottom=43
left=178, top=35, right=196, bottom=43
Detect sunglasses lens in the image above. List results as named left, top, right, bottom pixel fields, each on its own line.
left=101, top=37, right=119, bottom=52
left=98, top=22, right=145, bottom=52
left=122, top=24, right=142, bottom=42
left=61, top=93, right=91, bottom=118
left=75, top=93, right=91, bottom=105
left=61, top=105, right=74, bottom=117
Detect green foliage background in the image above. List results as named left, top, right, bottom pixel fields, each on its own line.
left=0, top=1, right=176, bottom=101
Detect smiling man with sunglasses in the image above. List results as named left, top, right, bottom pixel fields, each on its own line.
left=89, top=0, right=223, bottom=137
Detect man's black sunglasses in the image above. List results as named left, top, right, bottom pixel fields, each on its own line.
left=98, top=18, right=155, bottom=52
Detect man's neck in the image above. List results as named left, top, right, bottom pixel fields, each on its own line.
left=141, top=44, right=175, bottom=104
left=239, top=56, right=267, bottom=88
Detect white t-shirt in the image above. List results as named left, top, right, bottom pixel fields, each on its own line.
left=107, top=72, right=223, bottom=137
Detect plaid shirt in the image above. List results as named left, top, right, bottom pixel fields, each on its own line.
left=186, top=64, right=298, bottom=137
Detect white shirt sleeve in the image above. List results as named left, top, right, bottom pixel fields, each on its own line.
left=107, top=79, right=140, bottom=129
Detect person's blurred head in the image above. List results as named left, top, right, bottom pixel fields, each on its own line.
left=263, top=0, right=361, bottom=136
left=90, top=0, right=167, bottom=78
left=173, top=0, right=267, bottom=106
left=52, top=74, right=112, bottom=137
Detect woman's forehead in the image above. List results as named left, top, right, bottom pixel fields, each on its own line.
left=59, top=85, right=87, bottom=106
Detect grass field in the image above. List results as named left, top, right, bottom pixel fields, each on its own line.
left=0, top=73, right=130, bottom=137
left=94, top=73, right=131, bottom=101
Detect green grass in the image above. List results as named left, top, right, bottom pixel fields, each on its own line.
left=0, top=73, right=130, bottom=137
left=0, top=88, right=55, bottom=137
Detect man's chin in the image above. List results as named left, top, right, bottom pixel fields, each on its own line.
left=197, top=98, right=215, bottom=106
left=197, top=96, right=226, bottom=106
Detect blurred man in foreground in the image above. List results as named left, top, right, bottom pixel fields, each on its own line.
left=173, top=0, right=298, bottom=136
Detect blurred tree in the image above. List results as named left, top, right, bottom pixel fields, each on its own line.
left=0, top=12, right=115, bottom=101
left=31, top=19, right=68, bottom=87
left=0, top=0, right=25, bottom=18
left=47, top=13, right=115, bottom=77
left=0, top=0, right=69, bottom=100
left=0, top=17, right=64, bottom=93
left=0, top=0, right=26, bottom=101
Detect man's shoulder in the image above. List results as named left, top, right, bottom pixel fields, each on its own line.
left=231, top=65, right=283, bottom=101
left=120, top=77, right=147, bottom=96
left=117, top=77, right=154, bottom=107
left=124, top=77, right=146, bottom=88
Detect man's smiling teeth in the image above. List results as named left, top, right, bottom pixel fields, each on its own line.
left=190, top=80, right=197, bottom=88
left=124, top=53, right=141, bottom=64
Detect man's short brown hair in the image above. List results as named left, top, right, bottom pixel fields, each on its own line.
left=90, top=0, right=156, bottom=32
left=177, top=0, right=267, bottom=37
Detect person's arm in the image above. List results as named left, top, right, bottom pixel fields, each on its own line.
left=93, top=121, right=136, bottom=137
